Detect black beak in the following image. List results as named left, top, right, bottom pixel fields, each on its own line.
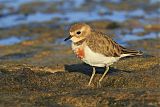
left=64, top=35, right=72, bottom=41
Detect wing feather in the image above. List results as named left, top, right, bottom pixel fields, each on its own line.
left=86, top=31, right=122, bottom=57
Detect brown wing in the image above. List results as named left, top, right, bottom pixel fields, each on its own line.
left=86, top=31, right=123, bottom=57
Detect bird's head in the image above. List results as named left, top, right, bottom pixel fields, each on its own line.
left=64, top=23, right=91, bottom=43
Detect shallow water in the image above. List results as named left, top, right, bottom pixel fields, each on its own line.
left=0, top=10, right=127, bottom=28
left=122, top=33, right=159, bottom=42
left=0, top=0, right=159, bottom=46
left=0, top=0, right=159, bottom=28
left=1, top=8, right=158, bottom=28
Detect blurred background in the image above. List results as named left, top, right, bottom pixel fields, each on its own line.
left=0, top=0, right=159, bottom=66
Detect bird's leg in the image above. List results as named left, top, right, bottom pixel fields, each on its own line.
left=88, top=67, right=96, bottom=86
left=98, top=66, right=109, bottom=86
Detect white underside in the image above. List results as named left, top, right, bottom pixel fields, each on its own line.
left=72, top=43, right=123, bottom=67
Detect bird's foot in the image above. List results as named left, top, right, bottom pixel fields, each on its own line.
left=87, top=83, right=91, bottom=87
left=97, top=81, right=102, bottom=88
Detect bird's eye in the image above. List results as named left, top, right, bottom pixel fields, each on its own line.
left=76, top=31, right=81, bottom=35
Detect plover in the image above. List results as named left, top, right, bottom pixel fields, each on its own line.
left=64, top=23, right=142, bottom=86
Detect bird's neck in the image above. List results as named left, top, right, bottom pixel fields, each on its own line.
left=73, top=38, right=86, bottom=46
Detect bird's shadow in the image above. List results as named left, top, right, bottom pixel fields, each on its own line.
left=64, top=54, right=152, bottom=76
left=64, top=63, right=124, bottom=76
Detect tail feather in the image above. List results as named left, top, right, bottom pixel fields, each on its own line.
left=121, top=47, right=143, bottom=57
